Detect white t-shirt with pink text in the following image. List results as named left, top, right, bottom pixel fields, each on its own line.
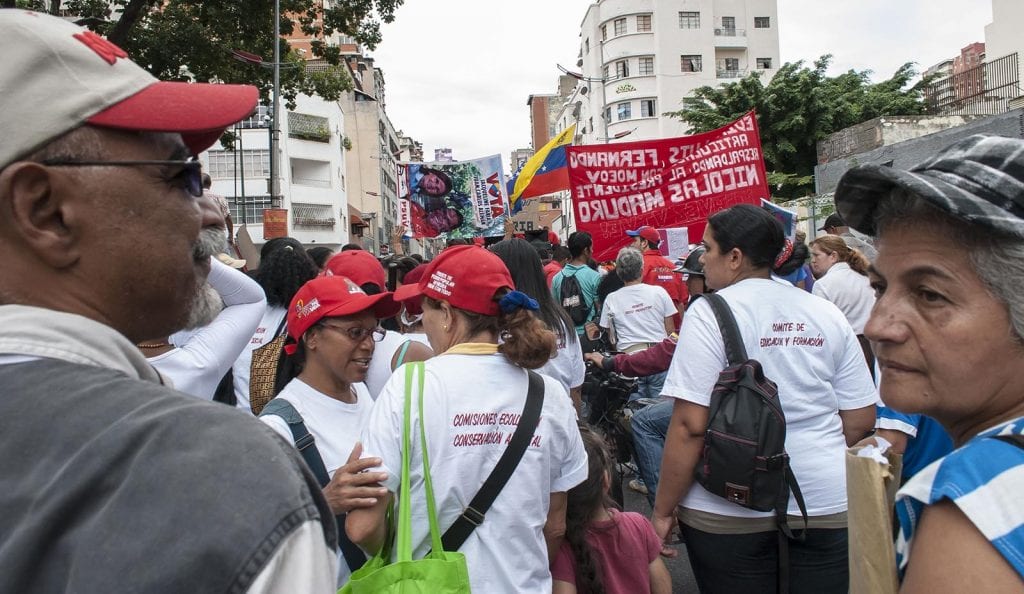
left=661, top=278, right=878, bottom=518
left=360, top=352, right=588, bottom=593
left=599, top=283, right=676, bottom=350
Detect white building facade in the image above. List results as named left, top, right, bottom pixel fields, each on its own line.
left=574, top=0, right=780, bottom=144
left=202, top=91, right=351, bottom=249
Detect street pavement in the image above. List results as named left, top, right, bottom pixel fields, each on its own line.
left=621, top=472, right=699, bottom=593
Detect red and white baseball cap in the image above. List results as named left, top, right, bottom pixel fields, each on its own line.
left=393, top=245, right=514, bottom=316
left=625, top=226, right=662, bottom=244
left=321, top=249, right=387, bottom=289
left=285, top=276, right=401, bottom=354
left=0, top=10, right=259, bottom=169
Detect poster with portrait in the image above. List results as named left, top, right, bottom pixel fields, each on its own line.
left=397, top=155, right=509, bottom=240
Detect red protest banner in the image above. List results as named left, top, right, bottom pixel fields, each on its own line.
left=567, top=112, right=769, bottom=261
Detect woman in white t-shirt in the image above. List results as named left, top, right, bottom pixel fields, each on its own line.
left=809, top=234, right=875, bottom=334
left=321, top=250, right=434, bottom=400
left=232, top=237, right=318, bottom=413
left=490, top=238, right=586, bottom=414
left=652, top=204, right=878, bottom=594
left=347, top=245, right=588, bottom=594
left=259, top=274, right=401, bottom=587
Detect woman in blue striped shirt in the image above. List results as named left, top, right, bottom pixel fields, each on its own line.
left=835, top=134, right=1024, bottom=592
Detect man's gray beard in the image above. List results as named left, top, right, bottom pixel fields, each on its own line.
left=182, top=227, right=227, bottom=330
left=194, top=226, right=228, bottom=260
left=183, top=282, right=223, bottom=330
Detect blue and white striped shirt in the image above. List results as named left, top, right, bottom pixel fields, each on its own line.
left=895, top=416, right=1024, bottom=579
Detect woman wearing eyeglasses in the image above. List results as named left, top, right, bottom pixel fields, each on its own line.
left=258, top=275, right=400, bottom=587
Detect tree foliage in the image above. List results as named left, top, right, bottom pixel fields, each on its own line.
left=38, top=0, right=403, bottom=109
left=666, top=56, right=930, bottom=200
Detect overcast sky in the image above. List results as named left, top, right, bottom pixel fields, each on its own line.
left=369, top=0, right=994, bottom=167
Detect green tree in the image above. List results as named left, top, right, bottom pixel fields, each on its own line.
left=667, top=56, right=930, bottom=200
left=36, top=0, right=402, bottom=109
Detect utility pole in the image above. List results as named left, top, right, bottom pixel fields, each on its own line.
left=269, top=0, right=281, bottom=207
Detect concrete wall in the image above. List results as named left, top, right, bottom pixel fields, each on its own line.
left=814, top=109, right=1024, bottom=195
left=816, top=115, right=987, bottom=164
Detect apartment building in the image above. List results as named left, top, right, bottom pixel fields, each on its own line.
left=574, top=0, right=780, bottom=143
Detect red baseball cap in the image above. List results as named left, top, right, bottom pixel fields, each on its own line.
left=397, top=263, right=428, bottom=316
left=626, top=226, right=662, bottom=244
left=393, top=245, right=514, bottom=316
left=321, top=250, right=387, bottom=289
left=0, top=11, right=258, bottom=168
left=285, top=276, right=400, bottom=354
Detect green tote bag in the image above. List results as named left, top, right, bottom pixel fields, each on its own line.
left=340, top=363, right=472, bottom=594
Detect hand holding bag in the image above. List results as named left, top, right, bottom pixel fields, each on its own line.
left=340, top=362, right=472, bottom=593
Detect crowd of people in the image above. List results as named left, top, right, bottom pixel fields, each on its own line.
left=3, top=10, right=1024, bottom=594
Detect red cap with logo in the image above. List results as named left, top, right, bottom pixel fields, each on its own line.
left=626, top=226, right=662, bottom=245
left=393, top=245, right=514, bottom=316
left=321, top=250, right=387, bottom=289
left=285, top=276, right=400, bottom=354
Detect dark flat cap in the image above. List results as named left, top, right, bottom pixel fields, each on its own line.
left=835, top=134, right=1024, bottom=239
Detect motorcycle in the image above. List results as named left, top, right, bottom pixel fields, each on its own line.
left=581, top=355, right=644, bottom=506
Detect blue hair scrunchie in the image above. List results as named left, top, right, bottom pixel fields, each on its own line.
left=499, top=290, right=540, bottom=314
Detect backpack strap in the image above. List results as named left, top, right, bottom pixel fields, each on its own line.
left=259, top=398, right=367, bottom=572
left=438, top=370, right=545, bottom=552
left=260, top=398, right=331, bottom=486
left=704, top=293, right=748, bottom=365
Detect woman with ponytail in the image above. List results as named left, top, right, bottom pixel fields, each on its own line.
left=652, top=204, right=878, bottom=594
left=346, top=245, right=588, bottom=593
left=552, top=425, right=671, bottom=594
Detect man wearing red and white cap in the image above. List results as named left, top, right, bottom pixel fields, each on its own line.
left=0, top=11, right=336, bottom=593
left=626, top=225, right=688, bottom=329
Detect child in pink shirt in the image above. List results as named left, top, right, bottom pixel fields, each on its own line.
left=552, top=425, right=672, bottom=593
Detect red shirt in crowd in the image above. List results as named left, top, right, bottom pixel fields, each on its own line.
left=641, top=248, right=687, bottom=327
left=543, top=260, right=563, bottom=288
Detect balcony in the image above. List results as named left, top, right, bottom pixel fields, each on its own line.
left=714, top=28, right=747, bottom=49
left=717, top=69, right=746, bottom=79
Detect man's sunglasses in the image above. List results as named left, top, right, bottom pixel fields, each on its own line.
left=41, top=158, right=204, bottom=197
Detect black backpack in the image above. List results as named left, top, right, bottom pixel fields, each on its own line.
left=559, top=271, right=590, bottom=326
left=697, top=293, right=807, bottom=536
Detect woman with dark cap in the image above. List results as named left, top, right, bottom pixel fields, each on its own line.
left=652, top=203, right=878, bottom=594
left=346, top=245, right=587, bottom=593
left=835, top=134, right=1024, bottom=591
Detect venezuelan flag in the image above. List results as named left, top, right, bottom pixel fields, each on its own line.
left=508, top=124, right=576, bottom=214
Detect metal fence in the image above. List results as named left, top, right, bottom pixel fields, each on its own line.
left=925, top=53, right=1020, bottom=116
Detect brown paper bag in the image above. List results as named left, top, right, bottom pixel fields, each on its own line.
left=846, top=446, right=903, bottom=594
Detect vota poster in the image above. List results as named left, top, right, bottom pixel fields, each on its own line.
left=397, top=155, right=509, bottom=240
left=566, top=112, right=769, bottom=261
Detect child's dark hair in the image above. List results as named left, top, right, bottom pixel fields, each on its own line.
left=564, top=424, right=617, bottom=594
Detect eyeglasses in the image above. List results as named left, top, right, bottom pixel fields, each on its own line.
left=41, top=158, right=204, bottom=197
left=318, top=323, right=386, bottom=343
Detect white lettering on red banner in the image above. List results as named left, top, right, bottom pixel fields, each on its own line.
left=567, top=112, right=769, bottom=261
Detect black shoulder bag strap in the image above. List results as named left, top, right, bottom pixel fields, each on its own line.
left=259, top=398, right=368, bottom=572
left=438, top=370, right=545, bottom=552
left=704, top=293, right=746, bottom=365
left=703, top=294, right=808, bottom=593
